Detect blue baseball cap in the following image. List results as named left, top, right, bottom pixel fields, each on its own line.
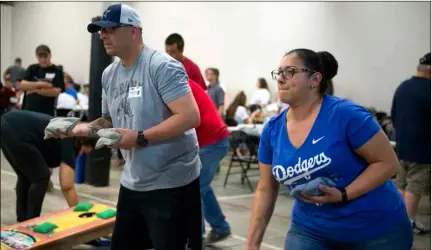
left=420, top=53, right=431, bottom=66
left=87, top=4, right=143, bottom=33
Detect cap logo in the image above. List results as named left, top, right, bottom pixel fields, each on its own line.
left=128, top=18, right=133, bottom=22
left=103, top=9, right=111, bottom=19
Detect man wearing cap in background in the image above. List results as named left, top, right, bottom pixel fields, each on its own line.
left=19, top=45, right=64, bottom=116
left=47, top=3, right=203, bottom=249
left=392, top=52, right=431, bottom=235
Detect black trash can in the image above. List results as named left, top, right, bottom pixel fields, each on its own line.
left=85, top=16, right=113, bottom=187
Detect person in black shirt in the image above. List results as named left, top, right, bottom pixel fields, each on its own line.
left=392, top=52, right=431, bottom=235
left=0, top=110, right=95, bottom=222
left=19, top=45, right=64, bottom=116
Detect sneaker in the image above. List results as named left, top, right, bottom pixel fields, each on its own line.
left=204, top=230, right=232, bottom=246
left=413, top=221, right=430, bottom=235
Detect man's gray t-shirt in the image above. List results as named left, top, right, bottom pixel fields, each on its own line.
left=101, top=45, right=201, bottom=192
left=5, top=66, right=25, bottom=87
left=207, top=83, right=224, bottom=108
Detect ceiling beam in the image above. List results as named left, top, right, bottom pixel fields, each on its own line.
left=0, top=2, right=15, bottom=7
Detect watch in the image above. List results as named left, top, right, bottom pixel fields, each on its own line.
left=338, top=187, right=349, bottom=203
left=137, top=131, right=148, bottom=147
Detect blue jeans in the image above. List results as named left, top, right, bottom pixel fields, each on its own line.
left=200, top=137, right=231, bottom=235
left=285, top=216, right=413, bottom=250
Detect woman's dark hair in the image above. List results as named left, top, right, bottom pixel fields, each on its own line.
left=257, top=78, right=269, bottom=90
left=285, top=49, right=338, bottom=95
left=206, top=68, right=220, bottom=83
left=226, top=91, right=247, bottom=119
left=325, top=80, right=334, bottom=95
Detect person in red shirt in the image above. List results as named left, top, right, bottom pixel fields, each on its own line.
left=165, top=33, right=207, bottom=90
left=188, top=79, right=232, bottom=245
left=0, top=82, right=17, bottom=116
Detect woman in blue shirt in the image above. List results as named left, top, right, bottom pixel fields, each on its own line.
left=244, top=49, right=412, bottom=250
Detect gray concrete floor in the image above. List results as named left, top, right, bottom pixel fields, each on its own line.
left=1, top=152, right=430, bottom=250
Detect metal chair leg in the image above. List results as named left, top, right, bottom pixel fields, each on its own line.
left=223, top=158, right=234, bottom=187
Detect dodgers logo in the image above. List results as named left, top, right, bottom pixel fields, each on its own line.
left=272, top=152, right=332, bottom=185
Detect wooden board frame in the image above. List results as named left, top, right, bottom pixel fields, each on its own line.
left=1, top=205, right=115, bottom=250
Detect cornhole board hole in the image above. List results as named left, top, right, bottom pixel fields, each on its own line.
left=0, top=203, right=116, bottom=250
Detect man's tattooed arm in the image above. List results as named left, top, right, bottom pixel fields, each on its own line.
left=86, top=114, right=113, bottom=137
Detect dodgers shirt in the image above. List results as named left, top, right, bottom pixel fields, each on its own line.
left=258, top=95, right=407, bottom=242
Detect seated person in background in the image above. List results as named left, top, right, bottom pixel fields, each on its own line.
left=19, top=45, right=64, bottom=116
left=64, top=72, right=75, bottom=85
left=250, top=77, right=271, bottom=107
left=0, top=110, right=95, bottom=222
left=3, top=75, right=15, bottom=90
left=226, top=91, right=249, bottom=126
left=64, top=78, right=78, bottom=101
left=225, top=91, right=260, bottom=157
left=56, top=92, right=77, bottom=117
left=226, top=91, right=261, bottom=126
left=0, top=82, right=17, bottom=116
left=73, top=84, right=89, bottom=121
left=74, top=84, right=89, bottom=108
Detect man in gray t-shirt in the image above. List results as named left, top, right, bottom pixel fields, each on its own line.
left=207, top=83, right=225, bottom=116
left=101, top=46, right=200, bottom=192
left=50, top=4, right=203, bottom=250
left=3, top=58, right=25, bottom=88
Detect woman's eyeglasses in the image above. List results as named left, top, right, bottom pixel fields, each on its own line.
left=271, top=67, right=315, bottom=80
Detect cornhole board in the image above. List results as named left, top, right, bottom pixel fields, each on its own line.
left=0, top=204, right=116, bottom=250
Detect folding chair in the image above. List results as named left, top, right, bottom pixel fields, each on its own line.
left=223, top=130, right=260, bottom=192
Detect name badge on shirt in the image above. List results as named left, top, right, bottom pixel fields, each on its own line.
left=128, top=86, right=142, bottom=98
left=45, top=73, right=55, bottom=80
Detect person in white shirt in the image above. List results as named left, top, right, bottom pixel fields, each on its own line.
left=225, top=91, right=260, bottom=126
left=56, top=92, right=76, bottom=117
left=73, top=84, right=89, bottom=109
left=225, top=91, right=248, bottom=125
left=250, top=78, right=271, bottom=107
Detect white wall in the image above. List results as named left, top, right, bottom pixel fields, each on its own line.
left=135, top=2, right=430, bottom=112
left=1, top=4, right=13, bottom=76
left=11, top=2, right=104, bottom=83
left=7, top=2, right=431, bottom=112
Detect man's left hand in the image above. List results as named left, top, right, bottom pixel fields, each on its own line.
left=298, top=185, right=343, bottom=204
left=108, top=128, right=138, bottom=149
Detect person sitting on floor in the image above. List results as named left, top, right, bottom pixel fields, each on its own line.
left=0, top=110, right=95, bottom=222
